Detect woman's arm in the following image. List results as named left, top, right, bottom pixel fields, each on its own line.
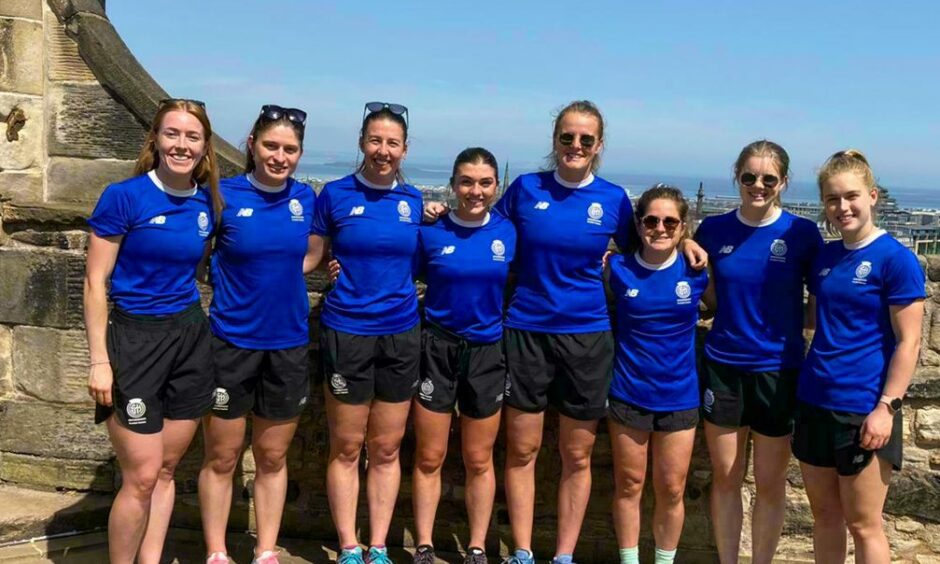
left=303, top=235, right=330, bottom=274
left=84, top=232, right=121, bottom=406
left=680, top=238, right=708, bottom=270
left=804, top=294, right=817, bottom=332
left=700, top=264, right=717, bottom=313
left=196, top=240, right=212, bottom=284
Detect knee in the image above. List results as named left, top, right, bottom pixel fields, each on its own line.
left=507, top=440, right=541, bottom=467
left=846, top=514, right=884, bottom=541
left=367, top=437, right=402, bottom=467
left=254, top=448, right=289, bottom=475
left=330, top=436, right=364, bottom=466
left=809, top=500, right=844, bottom=529
left=157, top=459, right=181, bottom=482
left=415, top=444, right=447, bottom=475
left=615, top=469, right=645, bottom=499
left=123, top=469, right=160, bottom=500
left=710, top=466, right=745, bottom=492
left=656, top=479, right=686, bottom=507
left=204, top=448, right=240, bottom=476
left=462, top=447, right=493, bottom=477
left=560, top=445, right=593, bottom=473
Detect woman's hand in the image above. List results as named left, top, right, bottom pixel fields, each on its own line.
left=423, top=202, right=449, bottom=223
left=681, top=238, right=708, bottom=270
left=88, top=362, right=114, bottom=407
left=328, top=259, right=341, bottom=284
left=859, top=403, right=894, bottom=450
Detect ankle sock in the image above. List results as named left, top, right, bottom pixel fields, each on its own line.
left=619, top=546, right=639, bottom=564
left=654, top=547, right=677, bottom=564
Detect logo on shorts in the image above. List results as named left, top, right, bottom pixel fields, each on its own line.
left=491, top=239, right=506, bottom=262
left=330, top=373, right=348, bottom=395
left=770, top=239, right=788, bottom=262
left=852, top=453, right=865, bottom=464
left=398, top=200, right=412, bottom=222
left=718, top=245, right=734, bottom=254
left=853, top=261, right=872, bottom=284
left=126, top=398, right=147, bottom=423
left=198, top=212, right=210, bottom=236
left=675, top=281, right=692, bottom=304
left=299, top=396, right=308, bottom=407
left=289, top=199, right=304, bottom=222
left=213, top=387, right=230, bottom=411
left=149, top=215, right=166, bottom=225
left=703, top=389, right=715, bottom=414
left=534, top=201, right=550, bottom=210
left=587, top=202, right=604, bottom=225
left=441, top=245, right=456, bottom=256
left=504, top=378, right=512, bottom=397
left=625, top=288, right=639, bottom=298
left=419, top=379, right=434, bottom=401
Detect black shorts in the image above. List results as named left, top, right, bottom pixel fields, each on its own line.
left=95, top=303, right=214, bottom=434
left=319, top=324, right=420, bottom=405
left=418, top=322, right=506, bottom=419
left=607, top=398, right=699, bottom=433
left=701, top=358, right=798, bottom=437
left=792, top=401, right=903, bottom=476
left=503, top=328, right=613, bottom=421
left=210, top=336, right=310, bottom=420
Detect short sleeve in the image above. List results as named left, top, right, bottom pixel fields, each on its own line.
left=614, top=189, right=636, bottom=252
left=311, top=185, right=333, bottom=237
left=607, top=255, right=626, bottom=296
left=883, top=248, right=926, bottom=305
left=802, top=221, right=825, bottom=282
left=693, top=216, right=713, bottom=252
left=493, top=176, right=520, bottom=221
left=88, top=183, right=132, bottom=237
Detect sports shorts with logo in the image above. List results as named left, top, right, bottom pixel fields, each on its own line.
left=607, top=398, right=699, bottom=433
left=210, top=336, right=310, bottom=420
left=700, top=357, right=798, bottom=437
left=95, top=302, right=214, bottom=434
left=503, top=328, right=614, bottom=421
left=418, top=321, right=506, bottom=419
left=320, top=323, right=420, bottom=405
left=792, top=401, right=902, bottom=476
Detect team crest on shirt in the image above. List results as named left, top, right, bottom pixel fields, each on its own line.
left=289, top=199, right=305, bottom=222
left=853, top=261, right=873, bottom=284
left=769, top=239, right=788, bottom=262
left=675, top=281, right=692, bottom=304
left=213, top=388, right=230, bottom=410
left=197, top=212, right=210, bottom=236
left=491, top=239, right=506, bottom=262
left=398, top=200, right=412, bottom=222
left=126, top=398, right=147, bottom=423
left=330, top=373, right=348, bottom=394
left=587, top=202, right=604, bottom=225
left=419, top=379, right=435, bottom=401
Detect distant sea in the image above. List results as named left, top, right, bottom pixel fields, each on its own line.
left=297, top=162, right=939, bottom=211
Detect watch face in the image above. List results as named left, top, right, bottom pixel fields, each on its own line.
left=890, top=398, right=903, bottom=411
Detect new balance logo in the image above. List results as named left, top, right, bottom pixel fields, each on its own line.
left=718, top=245, right=734, bottom=254
left=350, top=206, right=365, bottom=216
left=149, top=215, right=166, bottom=225
left=441, top=245, right=456, bottom=255
left=534, top=201, right=550, bottom=210
left=236, top=208, right=254, bottom=217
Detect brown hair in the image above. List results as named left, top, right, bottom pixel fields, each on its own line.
left=134, top=100, right=222, bottom=221
left=631, top=183, right=689, bottom=253
left=817, top=149, right=878, bottom=235
left=733, top=139, right=790, bottom=206
left=244, top=113, right=305, bottom=175
left=357, top=108, right=408, bottom=186
left=545, top=100, right=605, bottom=173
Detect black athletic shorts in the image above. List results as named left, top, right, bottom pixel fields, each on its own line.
left=607, top=398, right=699, bottom=433
left=792, top=401, right=903, bottom=476
left=210, top=336, right=310, bottom=420
left=503, top=328, right=614, bottom=421
left=701, top=357, right=798, bottom=437
left=417, top=322, right=506, bottom=419
left=95, top=302, right=214, bottom=434
left=319, top=324, right=420, bottom=405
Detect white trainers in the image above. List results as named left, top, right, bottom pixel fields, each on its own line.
left=206, top=552, right=231, bottom=564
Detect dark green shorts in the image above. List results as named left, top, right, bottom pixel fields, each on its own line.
left=700, top=357, right=798, bottom=437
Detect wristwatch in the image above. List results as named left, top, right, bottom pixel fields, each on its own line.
left=879, top=395, right=903, bottom=414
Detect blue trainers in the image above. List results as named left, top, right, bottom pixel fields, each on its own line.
left=551, top=555, right=576, bottom=564
left=338, top=547, right=366, bottom=564
left=501, top=548, right=535, bottom=564
left=367, top=546, right=394, bottom=564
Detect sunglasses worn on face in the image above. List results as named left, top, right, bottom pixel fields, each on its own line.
left=740, top=172, right=780, bottom=189
left=641, top=215, right=682, bottom=230
left=160, top=98, right=206, bottom=108
left=558, top=132, right=597, bottom=148
left=260, top=104, right=307, bottom=126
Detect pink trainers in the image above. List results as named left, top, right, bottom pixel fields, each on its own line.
left=252, top=550, right=281, bottom=564
left=206, top=552, right=231, bottom=564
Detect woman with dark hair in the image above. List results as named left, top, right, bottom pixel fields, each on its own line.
left=694, top=140, right=822, bottom=564
left=606, top=185, right=707, bottom=564
left=84, top=98, right=221, bottom=564
left=199, top=104, right=317, bottom=564
left=307, top=102, right=422, bottom=564
left=410, top=148, right=516, bottom=564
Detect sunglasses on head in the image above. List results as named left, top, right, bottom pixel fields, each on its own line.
left=260, top=104, right=307, bottom=126
left=557, top=132, right=597, bottom=148
left=363, top=101, right=409, bottom=126
left=739, top=172, right=781, bottom=189
left=640, top=215, right=682, bottom=231
left=159, top=98, right=206, bottom=108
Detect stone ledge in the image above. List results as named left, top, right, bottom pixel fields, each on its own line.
left=0, top=452, right=112, bottom=492
left=1, top=201, right=92, bottom=231
left=0, top=484, right=110, bottom=544
left=0, top=400, right=112, bottom=461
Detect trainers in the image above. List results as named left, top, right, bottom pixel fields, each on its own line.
left=206, top=553, right=231, bottom=564
left=413, top=544, right=436, bottom=564
left=551, top=556, right=576, bottom=564
left=463, top=546, right=488, bottom=564
left=367, top=546, right=394, bottom=564
left=501, top=548, right=534, bottom=564
left=252, top=550, right=281, bottom=564
left=338, top=547, right=366, bottom=564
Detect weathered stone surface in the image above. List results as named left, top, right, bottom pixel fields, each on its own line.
left=45, top=0, right=107, bottom=22
left=0, top=169, right=41, bottom=202
left=48, top=83, right=147, bottom=160
left=0, top=452, right=112, bottom=491
left=0, top=17, right=42, bottom=95
left=45, top=9, right=96, bottom=81
left=0, top=484, right=111, bottom=544
left=12, top=326, right=90, bottom=404
left=886, top=469, right=940, bottom=523
left=0, top=400, right=112, bottom=460
left=46, top=156, right=134, bottom=203
left=0, top=249, right=85, bottom=329
left=896, top=517, right=926, bottom=533
left=0, top=326, right=11, bottom=397
left=0, top=0, right=42, bottom=20
left=1, top=200, right=92, bottom=230
left=0, top=94, right=42, bottom=170
left=927, top=256, right=940, bottom=283
left=9, top=228, right=88, bottom=250
left=916, top=408, right=940, bottom=447
left=909, top=366, right=940, bottom=399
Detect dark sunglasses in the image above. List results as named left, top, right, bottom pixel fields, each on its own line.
left=159, top=98, right=206, bottom=108
left=739, top=172, right=781, bottom=189
left=557, top=132, right=597, bottom=148
left=363, top=101, right=409, bottom=127
left=260, top=104, right=307, bottom=126
left=640, top=215, right=682, bottom=230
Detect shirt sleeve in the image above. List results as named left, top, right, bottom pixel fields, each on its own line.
left=693, top=216, right=712, bottom=251
left=311, top=184, right=333, bottom=237
left=493, top=176, right=520, bottom=221
left=883, top=247, right=927, bottom=305
left=87, top=183, right=132, bottom=237
left=802, top=220, right=825, bottom=284
left=614, top=189, right=636, bottom=252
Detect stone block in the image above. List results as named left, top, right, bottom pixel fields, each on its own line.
left=1, top=200, right=92, bottom=230
left=0, top=0, right=41, bottom=20
left=0, top=169, right=42, bottom=202
left=885, top=469, right=940, bottom=523
left=927, top=256, right=940, bottom=283
left=48, top=83, right=147, bottom=160
left=0, top=452, right=112, bottom=491
left=0, top=249, right=85, bottom=329
left=12, top=326, right=90, bottom=404
left=909, top=366, right=940, bottom=399
left=9, top=229, right=88, bottom=250
left=45, top=9, right=96, bottom=82
left=915, top=408, right=940, bottom=447
left=0, top=399, right=112, bottom=460
left=46, top=156, right=134, bottom=203
left=0, top=18, right=42, bottom=95
left=0, top=94, right=42, bottom=170
left=0, top=326, right=11, bottom=397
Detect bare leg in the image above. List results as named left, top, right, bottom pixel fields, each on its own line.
left=411, top=402, right=453, bottom=547
left=609, top=421, right=649, bottom=550
left=365, top=399, right=412, bottom=547
left=555, top=415, right=598, bottom=556
left=325, top=389, right=370, bottom=548
left=252, top=416, right=300, bottom=556
left=650, top=428, right=696, bottom=550
left=704, top=421, right=749, bottom=564
left=800, top=463, right=846, bottom=563
left=840, top=457, right=891, bottom=564
left=198, top=415, right=247, bottom=557
left=461, top=410, right=501, bottom=548
left=503, top=407, right=545, bottom=551
left=750, top=432, right=792, bottom=564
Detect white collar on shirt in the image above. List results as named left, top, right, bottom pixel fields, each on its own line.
left=148, top=169, right=197, bottom=197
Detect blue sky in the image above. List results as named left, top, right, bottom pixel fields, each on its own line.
left=109, top=1, right=940, bottom=191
